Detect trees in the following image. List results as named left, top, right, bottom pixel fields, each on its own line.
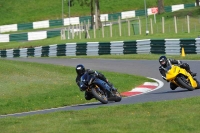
left=94, top=0, right=102, bottom=29
left=196, top=0, right=199, bottom=6
left=157, top=0, right=164, bottom=14
left=71, top=0, right=101, bottom=29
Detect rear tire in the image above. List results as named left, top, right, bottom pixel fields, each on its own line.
left=91, top=86, right=108, bottom=104
left=176, top=76, right=194, bottom=91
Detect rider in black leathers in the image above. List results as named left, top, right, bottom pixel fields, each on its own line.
left=75, top=64, right=116, bottom=100
left=159, top=55, right=196, bottom=90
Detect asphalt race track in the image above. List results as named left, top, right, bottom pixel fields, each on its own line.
left=1, top=58, right=200, bottom=118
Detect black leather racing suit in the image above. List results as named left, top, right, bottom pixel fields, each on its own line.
left=76, top=69, right=113, bottom=100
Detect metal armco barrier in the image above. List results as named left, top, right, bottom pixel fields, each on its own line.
left=0, top=3, right=196, bottom=33
left=0, top=30, right=61, bottom=42
left=1, top=38, right=200, bottom=58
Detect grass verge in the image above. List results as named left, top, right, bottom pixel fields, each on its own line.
left=1, top=96, right=200, bottom=133
left=0, top=58, right=153, bottom=115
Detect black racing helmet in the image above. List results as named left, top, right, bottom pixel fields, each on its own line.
left=76, top=64, right=85, bottom=76
left=159, top=55, right=167, bottom=67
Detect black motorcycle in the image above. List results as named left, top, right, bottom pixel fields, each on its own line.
left=80, top=72, right=122, bottom=104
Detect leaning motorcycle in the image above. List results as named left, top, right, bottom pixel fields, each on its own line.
left=165, top=64, right=200, bottom=91
left=80, top=73, right=122, bottom=104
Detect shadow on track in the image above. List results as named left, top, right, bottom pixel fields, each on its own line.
left=73, top=101, right=117, bottom=107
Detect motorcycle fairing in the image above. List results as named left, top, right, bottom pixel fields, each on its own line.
left=166, top=65, right=197, bottom=88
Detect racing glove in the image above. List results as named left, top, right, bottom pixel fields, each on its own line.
left=177, top=60, right=182, bottom=65
left=162, top=76, right=169, bottom=82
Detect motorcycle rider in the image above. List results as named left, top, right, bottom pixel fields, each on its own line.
left=75, top=64, right=116, bottom=100
left=159, top=55, right=197, bottom=90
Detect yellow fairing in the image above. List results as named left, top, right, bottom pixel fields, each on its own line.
left=166, top=65, right=197, bottom=88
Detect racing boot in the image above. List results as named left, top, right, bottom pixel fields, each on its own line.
left=189, top=71, right=197, bottom=77
left=85, top=91, right=93, bottom=100
left=170, top=82, right=177, bottom=90
left=107, top=81, right=117, bottom=92
left=191, top=72, right=197, bottom=77
left=182, top=63, right=197, bottom=77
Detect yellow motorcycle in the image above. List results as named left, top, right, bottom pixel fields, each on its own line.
left=165, top=64, right=200, bottom=91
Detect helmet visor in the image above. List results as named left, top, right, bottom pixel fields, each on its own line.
left=76, top=66, right=85, bottom=75
left=161, top=60, right=166, bottom=65
left=160, top=58, right=166, bottom=65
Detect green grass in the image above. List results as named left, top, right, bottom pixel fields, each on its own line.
left=0, top=0, right=193, bottom=25
left=0, top=58, right=153, bottom=115
left=1, top=96, right=200, bottom=133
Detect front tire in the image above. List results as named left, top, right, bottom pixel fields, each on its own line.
left=91, top=86, right=108, bottom=104
left=176, top=76, right=194, bottom=91
left=194, top=79, right=200, bottom=89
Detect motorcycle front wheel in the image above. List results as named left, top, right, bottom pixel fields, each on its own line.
left=91, top=85, right=108, bottom=104
left=194, top=79, right=200, bottom=89
left=176, top=76, right=194, bottom=91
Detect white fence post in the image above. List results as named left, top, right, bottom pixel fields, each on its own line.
left=127, top=19, right=130, bottom=36
left=118, top=16, right=121, bottom=36
left=72, top=25, right=74, bottom=39
left=187, top=15, right=190, bottom=33
left=174, top=16, right=177, bottom=33
left=79, top=24, right=81, bottom=39
left=61, top=29, right=66, bottom=40
left=93, top=24, right=96, bottom=38
left=102, top=23, right=104, bottom=38
left=150, top=18, right=153, bottom=34
left=162, top=17, right=165, bottom=33
left=110, top=22, right=112, bottom=37
left=139, top=18, right=142, bottom=35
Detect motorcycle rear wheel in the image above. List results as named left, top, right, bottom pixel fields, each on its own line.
left=91, top=86, right=108, bottom=104
left=176, top=76, right=194, bottom=91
